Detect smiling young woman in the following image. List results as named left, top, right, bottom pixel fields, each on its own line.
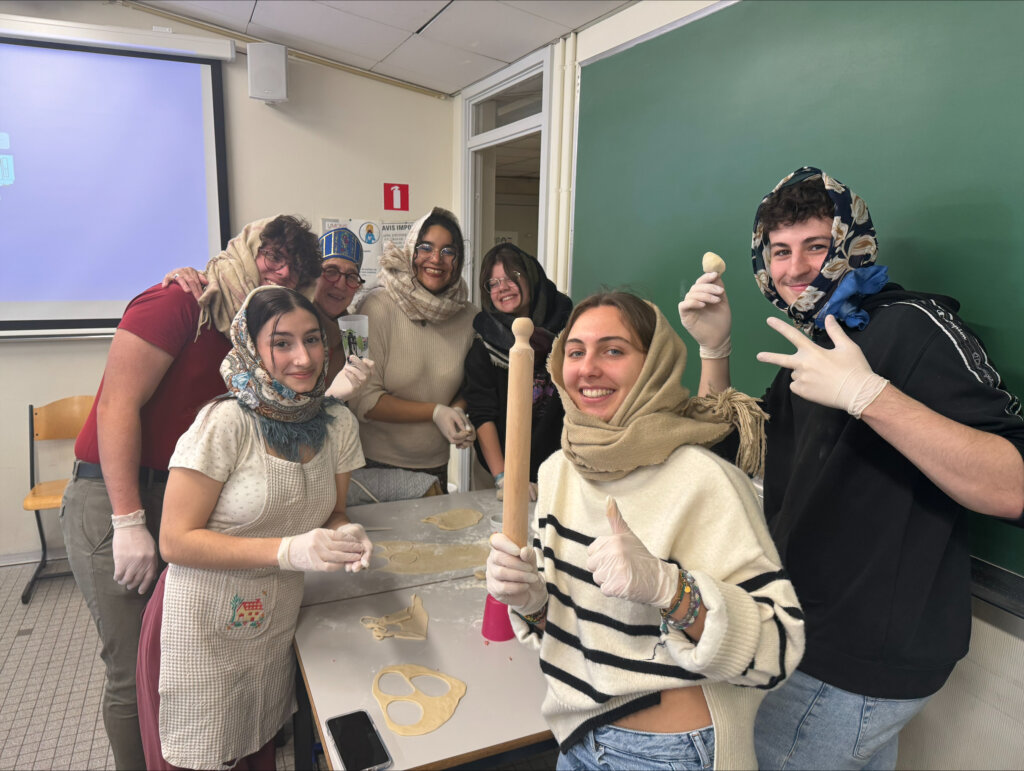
left=344, top=207, right=478, bottom=490
left=486, top=290, right=804, bottom=771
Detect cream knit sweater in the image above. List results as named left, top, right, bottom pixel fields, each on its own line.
left=512, top=445, right=805, bottom=770
left=348, top=286, right=477, bottom=469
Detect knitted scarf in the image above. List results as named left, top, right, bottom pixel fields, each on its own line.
left=752, top=166, right=885, bottom=333
left=549, top=301, right=766, bottom=482
left=378, top=207, right=469, bottom=323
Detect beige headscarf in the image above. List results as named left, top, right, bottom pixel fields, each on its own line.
left=378, top=207, right=469, bottom=323
left=549, top=299, right=766, bottom=482
left=195, top=216, right=317, bottom=337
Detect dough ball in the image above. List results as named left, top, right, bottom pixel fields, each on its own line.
left=702, top=251, right=726, bottom=275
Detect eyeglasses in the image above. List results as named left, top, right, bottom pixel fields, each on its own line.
left=321, top=266, right=365, bottom=289
left=415, top=242, right=457, bottom=261
left=486, top=271, right=522, bottom=292
left=258, top=246, right=292, bottom=272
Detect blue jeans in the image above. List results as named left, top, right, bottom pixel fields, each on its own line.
left=557, top=724, right=715, bottom=771
left=754, top=670, right=930, bottom=770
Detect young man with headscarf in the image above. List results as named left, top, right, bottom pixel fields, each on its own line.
left=679, top=167, right=1024, bottom=769
left=61, top=215, right=321, bottom=770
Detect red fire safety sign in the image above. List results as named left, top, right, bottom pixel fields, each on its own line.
left=384, top=183, right=409, bottom=211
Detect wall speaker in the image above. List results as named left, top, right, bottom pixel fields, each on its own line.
left=248, top=43, right=287, bottom=103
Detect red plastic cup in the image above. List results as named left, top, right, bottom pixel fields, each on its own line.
left=482, top=594, right=515, bottom=641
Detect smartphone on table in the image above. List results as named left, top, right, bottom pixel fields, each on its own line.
left=325, top=710, right=393, bottom=771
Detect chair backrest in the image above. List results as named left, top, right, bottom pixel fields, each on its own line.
left=32, top=395, right=94, bottom=442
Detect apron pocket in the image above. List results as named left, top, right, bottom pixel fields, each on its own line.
left=214, top=571, right=279, bottom=640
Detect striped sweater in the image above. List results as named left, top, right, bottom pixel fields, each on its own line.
left=512, top=445, right=805, bottom=770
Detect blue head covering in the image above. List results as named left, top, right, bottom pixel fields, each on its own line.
left=319, top=227, right=363, bottom=270
left=751, top=166, right=887, bottom=332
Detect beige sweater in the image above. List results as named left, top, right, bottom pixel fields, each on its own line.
left=348, top=287, right=477, bottom=469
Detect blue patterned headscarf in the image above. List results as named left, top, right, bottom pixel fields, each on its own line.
left=219, top=286, right=328, bottom=424
left=752, top=167, right=887, bottom=332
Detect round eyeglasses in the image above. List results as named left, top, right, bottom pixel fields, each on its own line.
left=258, top=246, right=292, bottom=271
left=321, top=266, right=365, bottom=289
left=486, top=271, right=522, bottom=292
left=415, top=242, right=457, bottom=261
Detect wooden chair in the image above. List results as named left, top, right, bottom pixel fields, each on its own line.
left=21, top=395, right=94, bottom=604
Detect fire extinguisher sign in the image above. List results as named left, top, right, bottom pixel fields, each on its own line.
left=383, top=183, right=409, bottom=211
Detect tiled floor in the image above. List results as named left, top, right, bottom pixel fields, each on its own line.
left=0, top=561, right=557, bottom=771
left=0, top=561, right=296, bottom=771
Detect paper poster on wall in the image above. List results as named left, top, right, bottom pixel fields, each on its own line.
left=320, top=217, right=414, bottom=307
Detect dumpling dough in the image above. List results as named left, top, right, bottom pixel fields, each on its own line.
left=702, top=251, right=726, bottom=275
left=422, top=508, right=482, bottom=531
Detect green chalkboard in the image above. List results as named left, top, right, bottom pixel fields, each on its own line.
left=572, top=0, right=1024, bottom=575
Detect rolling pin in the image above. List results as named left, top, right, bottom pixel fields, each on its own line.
left=502, top=317, right=534, bottom=549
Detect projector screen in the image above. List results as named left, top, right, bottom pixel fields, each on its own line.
left=0, top=38, right=229, bottom=335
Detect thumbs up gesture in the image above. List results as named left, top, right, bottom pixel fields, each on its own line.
left=585, top=497, right=680, bottom=609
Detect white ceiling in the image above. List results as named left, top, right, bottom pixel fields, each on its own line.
left=137, top=0, right=632, bottom=95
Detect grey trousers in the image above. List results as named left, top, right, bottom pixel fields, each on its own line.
left=60, top=470, right=165, bottom=771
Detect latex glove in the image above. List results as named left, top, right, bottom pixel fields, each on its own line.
left=585, top=497, right=678, bottom=608
left=452, top=406, right=476, bottom=449
left=756, top=315, right=889, bottom=418
left=678, top=272, right=732, bottom=358
left=112, top=524, right=159, bottom=594
left=326, top=356, right=375, bottom=401
left=334, top=522, right=373, bottom=573
left=161, top=266, right=208, bottom=301
left=495, top=477, right=538, bottom=502
left=277, top=528, right=366, bottom=572
left=433, top=404, right=473, bottom=446
left=486, top=532, right=548, bottom=615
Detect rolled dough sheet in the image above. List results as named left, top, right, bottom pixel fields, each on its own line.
left=421, top=508, right=482, bottom=531
left=373, top=664, right=467, bottom=736
left=375, top=540, right=489, bottom=575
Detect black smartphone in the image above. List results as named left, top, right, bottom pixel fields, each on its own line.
left=325, top=710, right=393, bottom=771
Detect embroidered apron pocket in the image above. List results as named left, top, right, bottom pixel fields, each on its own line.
left=214, top=571, right=279, bottom=640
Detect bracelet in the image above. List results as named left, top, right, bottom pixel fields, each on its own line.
left=661, top=569, right=687, bottom=618
left=660, top=569, right=702, bottom=634
left=514, top=603, right=548, bottom=626
left=111, top=509, right=146, bottom=529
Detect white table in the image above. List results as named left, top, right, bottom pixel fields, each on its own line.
left=294, top=490, right=552, bottom=770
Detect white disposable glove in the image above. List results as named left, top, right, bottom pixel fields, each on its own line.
left=277, top=528, right=366, bottom=572
left=585, top=497, right=678, bottom=608
left=486, top=532, right=548, bottom=615
left=756, top=315, right=889, bottom=419
left=326, top=356, right=375, bottom=401
left=111, top=519, right=159, bottom=594
left=432, top=404, right=475, bottom=447
left=678, top=272, right=732, bottom=359
left=333, top=522, right=374, bottom=573
left=494, top=474, right=538, bottom=502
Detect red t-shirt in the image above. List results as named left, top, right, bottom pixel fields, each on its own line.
left=75, top=284, right=232, bottom=470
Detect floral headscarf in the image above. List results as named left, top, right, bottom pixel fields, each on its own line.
left=752, top=167, right=886, bottom=332
left=219, top=286, right=328, bottom=423
left=377, top=207, right=469, bottom=323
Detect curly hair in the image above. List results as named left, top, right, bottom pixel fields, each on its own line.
left=260, top=215, right=322, bottom=288
left=757, top=177, right=834, bottom=235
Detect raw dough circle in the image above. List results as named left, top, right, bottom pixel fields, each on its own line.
left=422, top=508, right=483, bottom=531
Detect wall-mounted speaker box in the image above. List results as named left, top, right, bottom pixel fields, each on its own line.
left=248, top=42, right=287, bottom=103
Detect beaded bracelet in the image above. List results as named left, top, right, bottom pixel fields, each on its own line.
left=660, top=569, right=702, bottom=634
left=514, top=603, right=548, bottom=626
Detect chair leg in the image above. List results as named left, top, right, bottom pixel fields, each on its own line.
left=21, top=509, right=71, bottom=605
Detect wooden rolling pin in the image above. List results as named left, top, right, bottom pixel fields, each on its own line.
left=502, top=317, right=534, bottom=549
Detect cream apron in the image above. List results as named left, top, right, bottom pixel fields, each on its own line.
left=159, top=425, right=337, bottom=770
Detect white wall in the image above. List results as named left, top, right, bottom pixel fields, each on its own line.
left=0, top=0, right=455, bottom=562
